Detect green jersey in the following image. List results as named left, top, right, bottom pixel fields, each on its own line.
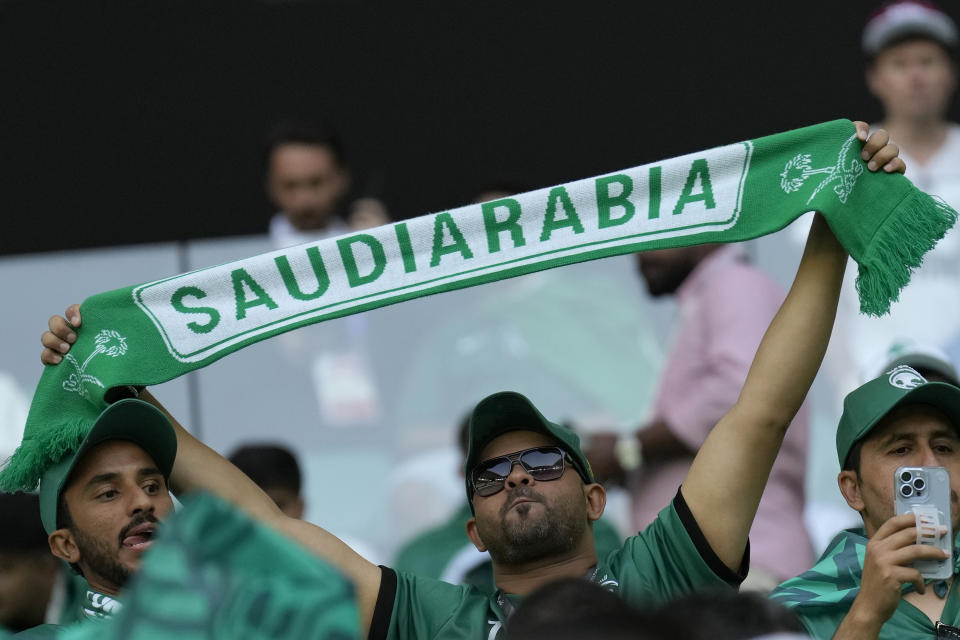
left=16, top=493, right=360, bottom=640
left=372, top=491, right=746, bottom=640
left=772, top=527, right=960, bottom=639
left=12, top=585, right=117, bottom=639
left=393, top=503, right=625, bottom=593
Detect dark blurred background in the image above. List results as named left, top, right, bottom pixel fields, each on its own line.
left=4, top=0, right=959, bottom=256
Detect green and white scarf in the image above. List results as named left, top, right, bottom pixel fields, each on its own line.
left=1, top=119, right=956, bottom=492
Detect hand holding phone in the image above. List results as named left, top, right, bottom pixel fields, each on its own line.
left=894, top=466, right=953, bottom=581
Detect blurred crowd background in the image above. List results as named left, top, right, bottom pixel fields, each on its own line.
left=2, top=0, right=960, bottom=584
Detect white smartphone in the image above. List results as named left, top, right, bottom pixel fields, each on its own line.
left=894, top=466, right=953, bottom=581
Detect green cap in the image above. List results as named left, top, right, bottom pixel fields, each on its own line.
left=463, top=391, right=595, bottom=506
left=836, top=365, right=960, bottom=467
left=38, top=399, right=178, bottom=536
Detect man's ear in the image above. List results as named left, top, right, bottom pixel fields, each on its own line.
left=465, top=517, right=487, bottom=552
left=48, top=529, right=80, bottom=565
left=584, top=483, right=606, bottom=522
left=838, top=471, right=865, bottom=513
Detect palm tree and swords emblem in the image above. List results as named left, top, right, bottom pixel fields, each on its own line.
left=779, top=133, right=864, bottom=204
left=62, top=329, right=128, bottom=399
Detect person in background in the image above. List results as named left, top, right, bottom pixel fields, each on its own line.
left=0, top=492, right=75, bottom=633
left=823, top=0, right=960, bottom=410
left=263, top=119, right=388, bottom=429
left=264, top=118, right=389, bottom=249
left=227, top=443, right=304, bottom=519
left=864, top=0, right=959, bottom=184
left=652, top=590, right=806, bottom=640
left=228, top=441, right=383, bottom=564
left=585, top=241, right=812, bottom=592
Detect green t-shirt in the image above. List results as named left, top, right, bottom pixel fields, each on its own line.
left=12, top=585, right=117, bottom=639
left=16, top=493, right=360, bottom=640
left=393, top=503, right=625, bottom=593
left=372, top=491, right=746, bottom=640
left=772, top=527, right=960, bottom=639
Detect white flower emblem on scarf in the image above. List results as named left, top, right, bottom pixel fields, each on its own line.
left=779, top=133, right=864, bottom=204
left=62, top=329, right=128, bottom=399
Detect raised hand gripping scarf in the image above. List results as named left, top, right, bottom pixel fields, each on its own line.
left=1, top=119, right=956, bottom=492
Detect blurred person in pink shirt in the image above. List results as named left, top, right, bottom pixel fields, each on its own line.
left=586, top=244, right=812, bottom=592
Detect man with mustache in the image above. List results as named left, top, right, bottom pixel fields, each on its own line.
left=17, top=398, right=177, bottom=634
left=40, top=124, right=904, bottom=638
left=772, top=367, right=960, bottom=639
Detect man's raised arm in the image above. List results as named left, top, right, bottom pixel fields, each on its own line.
left=679, top=122, right=905, bottom=571
left=41, top=308, right=383, bottom=635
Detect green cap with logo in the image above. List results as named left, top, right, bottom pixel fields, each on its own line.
left=38, top=398, right=178, bottom=535
left=463, top=391, right=595, bottom=505
left=836, top=365, right=960, bottom=467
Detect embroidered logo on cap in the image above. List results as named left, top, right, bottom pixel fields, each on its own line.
left=887, top=364, right=927, bottom=390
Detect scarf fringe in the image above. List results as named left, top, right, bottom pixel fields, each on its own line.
left=0, top=417, right=90, bottom=492
left=854, top=192, right=958, bottom=317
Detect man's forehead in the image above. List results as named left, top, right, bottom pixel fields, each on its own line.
left=69, top=440, right=159, bottom=485
left=270, top=143, right=339, bottom=172
left=876, top=37, right=953, bottom=61
left=479, top=429, right=555, bottom=459
left=868, top=403, right=960, bottom=443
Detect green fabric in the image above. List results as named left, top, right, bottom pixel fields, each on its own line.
left=393, top=502, right=623, bottom=592
left=2, top=119, right=956, bottom=494
left=24, top=492, right=359, bottom=640
left=56, top=575, right=88, bottom=627
left=12, top=625, right=58, bottom=639
left=386, top=499, right=733, bottom=639
left=73, top=589, right=120, bottom=622
left=771, top=527, right=960, bottom=639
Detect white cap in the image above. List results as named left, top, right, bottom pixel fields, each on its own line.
left=863, top=1, right=958, bottom=55
left=863, top=339, right=960, bottom=387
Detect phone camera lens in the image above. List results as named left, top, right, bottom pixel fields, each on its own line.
left=914, top=478, right=925, bottom=491
left=900, top=470, right=913, bottom=483
left=900, top=484, right=914, bottom=498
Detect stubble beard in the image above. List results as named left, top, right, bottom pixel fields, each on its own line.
left=480, top=487, right=587, bottom=565
left=72, top=527, right=131, bottom=591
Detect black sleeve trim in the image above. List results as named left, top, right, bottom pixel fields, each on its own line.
left=368, top=566, right=397, bottom=640
left=673, top=488, right=749, bottom=587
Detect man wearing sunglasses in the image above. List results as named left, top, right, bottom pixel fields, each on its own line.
left=41, top=123, right=903, bottom=639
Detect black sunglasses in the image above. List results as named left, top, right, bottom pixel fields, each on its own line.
left=471, top=446, right=576, bottom=498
